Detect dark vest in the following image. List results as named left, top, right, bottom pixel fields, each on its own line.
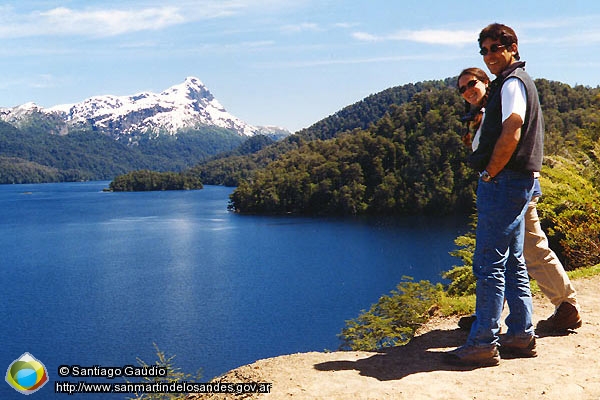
left=468, top=61, right=544, bottom=172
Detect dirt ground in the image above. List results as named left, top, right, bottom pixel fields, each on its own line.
left=187, top=274, right=600, bottom=400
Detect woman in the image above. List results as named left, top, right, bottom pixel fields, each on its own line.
left=457, top=67, right=490, bottom=150
left=455, top=67, right=582, bottom=335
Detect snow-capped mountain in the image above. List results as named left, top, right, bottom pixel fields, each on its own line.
left=1, top=77, right=288, bottom=138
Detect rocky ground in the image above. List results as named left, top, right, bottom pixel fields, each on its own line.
left=187, top=274, right=600, bottom=400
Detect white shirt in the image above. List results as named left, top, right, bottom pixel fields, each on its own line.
left=472, top=77, right=527, bottom=152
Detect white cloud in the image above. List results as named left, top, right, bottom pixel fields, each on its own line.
left=280, top=22, right=321, bottom=33
left=28, top=74, right=60, bottom=89
left=256, top=53, right=465, bottom=69
left=353, top=29, right=477, bottom=45
left=0, top=74, right=60, bottom=90
left=333, top=22, right=360, bottom=29
left=0, top=5, right=186, bottom=38
left=352, top=32, right=381, bottom=42
left=0, top=1, right=261, bottom=38
left=38, top=6, right=186, bottom=36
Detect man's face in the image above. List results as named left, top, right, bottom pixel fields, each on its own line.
left=480, top=38, right=517, bottom=76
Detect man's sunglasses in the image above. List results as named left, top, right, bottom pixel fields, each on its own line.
left=459, top=79, right=478, bottom=94
left=479, top=44, right=506, bottom=56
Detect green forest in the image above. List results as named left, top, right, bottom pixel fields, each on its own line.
left=108, top=169, right=203, bottom=192
left=0, top=123, right=245, bottom=184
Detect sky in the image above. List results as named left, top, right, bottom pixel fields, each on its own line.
left=1, top=0, right=599, bottom=133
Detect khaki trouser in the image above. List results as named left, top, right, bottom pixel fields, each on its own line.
left=524, top=196, right=579, bottom=310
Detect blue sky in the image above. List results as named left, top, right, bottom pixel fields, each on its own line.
left=1, top=0, right=599, bottom=133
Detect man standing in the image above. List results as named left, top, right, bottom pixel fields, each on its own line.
left=445, top=23, right=544, bottom=366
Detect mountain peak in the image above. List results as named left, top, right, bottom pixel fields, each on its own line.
left=162, top=76, right=215, bottom=104
left=33, top=78, right=259, bottom=137
left=1, top=78, right=291, bottom=139
left=184, top=76, right=205, bottom=88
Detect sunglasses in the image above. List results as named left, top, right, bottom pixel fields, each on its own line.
left=459, top=79, right=478, bottom=94
left=479, top=43, right=506, bottom=56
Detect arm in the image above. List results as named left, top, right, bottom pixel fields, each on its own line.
left=484, top=113, right=523, bottom=177
left=484, top=77, right=526, bottom=178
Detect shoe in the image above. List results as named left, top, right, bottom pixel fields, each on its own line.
left=443, top=344, right=500, bottom=367
left=499, top=334, right=537, bottom=358
left=536, top=302, right=582, bottom=333
left=458, top=315, right=476, bottom=331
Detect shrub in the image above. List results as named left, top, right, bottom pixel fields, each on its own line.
left=127, top=344, right=202, bottom=400
left=339, top=278, right=443, bottom=351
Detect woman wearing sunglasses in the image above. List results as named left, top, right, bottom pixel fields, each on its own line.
left=455, top=66, right=582, bottom=338
left=457, top=67, right=491, bottom=150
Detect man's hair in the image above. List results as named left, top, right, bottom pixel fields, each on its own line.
left=478, top=23, right=520, bottom=60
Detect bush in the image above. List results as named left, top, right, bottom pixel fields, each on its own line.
left=127, top=344, right=202, bottom=400
left=537, top=156, right=600, bottom=269
left=339, top=278, right=443, bottom=351
left=555, top=205, right=600, bottom=268
left=443, top=231, right=476, bottom=296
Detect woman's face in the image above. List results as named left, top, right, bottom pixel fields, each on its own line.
left=458, top=74, right=487, bottom=106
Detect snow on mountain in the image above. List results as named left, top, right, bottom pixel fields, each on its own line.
left=0, top=102, right=44, bottom=122
left=44, top=77, right=260, bottom=137
left=0, top=77, right=290, bottom=139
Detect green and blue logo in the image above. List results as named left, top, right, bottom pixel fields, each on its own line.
left=5, top=353, right=49, bottom=395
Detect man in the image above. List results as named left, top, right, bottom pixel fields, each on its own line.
left=444, top=23, right=544, bottom=366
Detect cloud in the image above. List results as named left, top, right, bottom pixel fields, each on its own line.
left=256, top=53, right=464, bottom=69
left=333, top=22, right=360, bottom=29
left=280, top=22, right=321, bottom=33
left=0, top=2, right=252, bottom=38
left=0, top=74, right=60, bottom=90
left=352, top=32, right=380, bottom=42
left=0, top=6, right=184, bottom=38
left=39, top=6, right=186, bottom=36
left=352, top=29, right=477, bottom=45
left=348, top=17, right=600, bottom=49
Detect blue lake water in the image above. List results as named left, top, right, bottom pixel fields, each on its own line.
left=1, top=182, right=468, bottom=398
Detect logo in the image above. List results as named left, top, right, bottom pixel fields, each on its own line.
left=6, top=353, right=49, bottom=395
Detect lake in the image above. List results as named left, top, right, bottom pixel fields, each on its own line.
left=1, top=182, right=468, bottom=398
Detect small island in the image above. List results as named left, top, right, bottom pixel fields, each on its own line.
left=107, top=170, right=203, bottom=192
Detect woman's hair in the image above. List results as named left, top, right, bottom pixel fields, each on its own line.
left=457, top=67, right=490, bottom=89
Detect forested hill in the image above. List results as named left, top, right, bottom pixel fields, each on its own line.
left=222, top=78, right=599, bottom=218
left=0, top=123, right=245, bottom=184
left=228, top=84, right=473, bottom=216
left=296, top=80, right=452, bottom=141
left=193, top=79, right=455, bottom=186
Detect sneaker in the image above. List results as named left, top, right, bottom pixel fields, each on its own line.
left=499, top=334, right=537, bottom=358
left=458, top=315, right=476, bottom=331
left=443, top=344, right=500, bottom=367
left=536, top=302, right=582, bottom=333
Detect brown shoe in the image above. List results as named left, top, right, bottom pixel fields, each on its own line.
left=499, top=334, right=537, bottom=358
left=443, top=344, right=500, bottom=367
left=536, top=302, right=582, bottom=333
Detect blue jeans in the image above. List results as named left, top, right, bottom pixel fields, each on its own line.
left=467, top=170, right=535, bottom=346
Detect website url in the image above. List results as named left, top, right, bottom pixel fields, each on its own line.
left=54, top=380, right=273, bottom=395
